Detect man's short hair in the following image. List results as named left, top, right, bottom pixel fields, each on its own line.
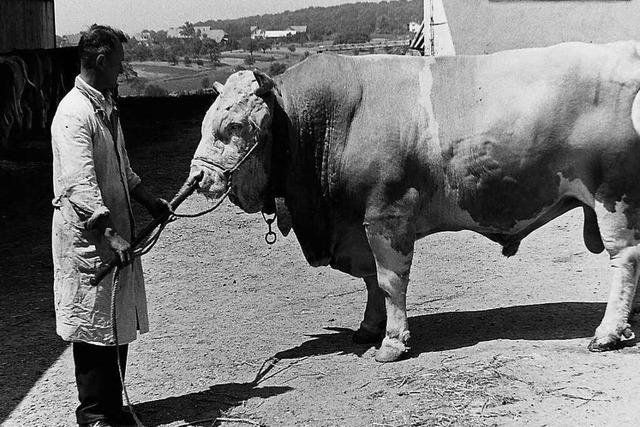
left=78, top=24, right=128, bottom=69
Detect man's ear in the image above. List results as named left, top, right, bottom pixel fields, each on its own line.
left=95, top=53, right=107, bottom=70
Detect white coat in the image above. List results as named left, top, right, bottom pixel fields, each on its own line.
left=51, top=76, right=148, bottom=345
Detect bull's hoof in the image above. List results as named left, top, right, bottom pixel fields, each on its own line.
left=353, top=327, right=383, bottom=344
left=588, top=335, right=623, bottom=352
left=588, top=326, right=635, bottom=352
left=374, top=336, right=409, bottom=363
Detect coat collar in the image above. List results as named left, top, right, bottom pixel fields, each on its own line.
left=75, top=75, right=116, bottom=118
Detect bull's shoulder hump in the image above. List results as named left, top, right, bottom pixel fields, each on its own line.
left=284, top=53, right=426, bottom=81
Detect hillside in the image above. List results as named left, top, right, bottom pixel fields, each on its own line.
left=197, top=0, right=422, bottom=41
left=194, top=0, right=640, bottom=51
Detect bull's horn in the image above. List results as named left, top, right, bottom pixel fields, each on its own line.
left=253, top=70, right=275, bottom=96
left=213, top=81, right=224, bottom=94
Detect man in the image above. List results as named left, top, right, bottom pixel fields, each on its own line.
left=51, top=25, right=169, bottom=427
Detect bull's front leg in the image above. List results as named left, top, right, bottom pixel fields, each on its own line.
left=353, top=274, right=387, bottom=344
left=364, top=189, right=418, bottom=362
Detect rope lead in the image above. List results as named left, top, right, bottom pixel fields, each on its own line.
left=111, top=267, right=145, bottom=427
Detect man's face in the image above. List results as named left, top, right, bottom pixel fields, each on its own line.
left=98, top=42, right=124, bottom=90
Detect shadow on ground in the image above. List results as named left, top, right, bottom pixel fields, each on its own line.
left=0, top=98, right=208, bottom=423
left=133, top=381, right=292, bottom=427
left=275, top=302, right=609, bottom=360
left=0, top=155, right=63, bottom=421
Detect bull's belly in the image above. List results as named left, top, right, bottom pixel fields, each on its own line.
left=327, top=194, right=580, bottom=277
left=322, top=173, right=595, bottom=275
left=415, top=173, right=594, bottom=239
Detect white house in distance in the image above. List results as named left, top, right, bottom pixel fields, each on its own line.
left=194, top=25, right=229, bottom=43
left=166, top=25, right=228, bottom=43
left=250, top=25, right=307, bottom=40
left=58, top=33, right=82, bottom=47
left=167, top=27, right=188, bottom=39
left=137, top=30, right=153, bottom=44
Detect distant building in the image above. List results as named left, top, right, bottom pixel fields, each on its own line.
left=58, top=33, right=82, bottom=47
left=250, top=25, right=307, bottom=40
left=408, top=21, right=421, bottom=33
left=134, top=30, right=153, bottom=45
left=289, top=25, right=308, bottom=34
left=166, top=25, right=228, bottom=42
left=194, top=26, right=228, bottom=43
left=167, top=27, right=189, bottom=39
left=140, top=30, right=152, bottom=42
left=250, top=26, right=264, bottom=39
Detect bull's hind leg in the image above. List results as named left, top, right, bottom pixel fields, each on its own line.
left=353, top=274, right=386, bottom=344
left=588, top=202, right=640, bottom=351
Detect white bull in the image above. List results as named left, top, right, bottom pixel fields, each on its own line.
left=188, top=41, right=640, bottom=362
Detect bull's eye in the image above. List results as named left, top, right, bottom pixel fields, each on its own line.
left=226, top=122, right=244, bottom=136
left=214, top=122, right=244, bottom=143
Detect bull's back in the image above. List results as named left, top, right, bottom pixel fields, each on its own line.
left=283, top=45, right=640, bottom=231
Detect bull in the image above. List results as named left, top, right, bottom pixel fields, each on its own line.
left=188, top=41, right=640, bottom=362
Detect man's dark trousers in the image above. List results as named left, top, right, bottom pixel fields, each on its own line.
left=73, top=341, right=128, bottom=424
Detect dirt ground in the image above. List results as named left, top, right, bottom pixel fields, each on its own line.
left=2, top=108, right=640, bottom=427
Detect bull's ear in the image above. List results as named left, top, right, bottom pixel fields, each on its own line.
left=213, top=81, right=224, bottom=95
left=253, top=69, right=275, bottom=97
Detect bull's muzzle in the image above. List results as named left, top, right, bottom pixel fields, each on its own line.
left=188, top=161, right=228, bottom=199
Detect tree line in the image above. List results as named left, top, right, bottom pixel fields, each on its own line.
left=124, top=25, right=309, bottom=64
left=124, top=33, right=223, bottom=65
left=122, top=0, right=421, bottom=64
left=201, top=0, right=421, bottom=41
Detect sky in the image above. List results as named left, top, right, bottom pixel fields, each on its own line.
left=54, top=0, right=388, bottom=35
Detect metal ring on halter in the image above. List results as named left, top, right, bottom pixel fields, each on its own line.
left=265, top=230, right=277, bottom=244
left=262, top=211, right=277, bottom=244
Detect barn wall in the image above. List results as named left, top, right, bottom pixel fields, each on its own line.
left=446, top=0, right=640, bottom=54
left=0, top=0, right=55, bottom=53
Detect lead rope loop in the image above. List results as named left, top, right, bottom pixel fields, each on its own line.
left=111, top=267, right=145, bottom=427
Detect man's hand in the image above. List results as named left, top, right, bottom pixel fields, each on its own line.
left=131, top=184, right=171, bottom=220
left=148, top=197, right=171, bottom=220
left=93, top=215, right=131, bottom=265
left=104, top=228, right=132, bottom=266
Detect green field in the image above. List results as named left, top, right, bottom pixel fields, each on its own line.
left=119, top=49, right=313, bottom=97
